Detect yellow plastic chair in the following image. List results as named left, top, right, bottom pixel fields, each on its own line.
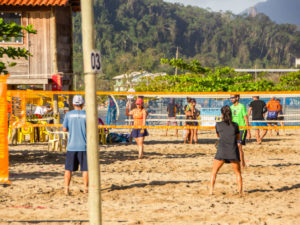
left=18, top=123, right=34, bottom=143
left=38, top=121, right=49, bottom=142
left=48, top=129, right=68, bottom=152
left=99, top=128, right=111, bottom=144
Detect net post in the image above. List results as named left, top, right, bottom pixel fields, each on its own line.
left=81, top=0, right=102, bottom=224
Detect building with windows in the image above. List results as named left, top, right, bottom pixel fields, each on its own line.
left=0, top=0, right=80, bottom=90
left=113, top=71, right=166, bottom=91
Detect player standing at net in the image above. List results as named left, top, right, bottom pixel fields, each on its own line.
left=230, top=94, right=250, bottom=157
left=266, top=96, right=281, bottom=136
left=126, top=97, right=148, bottom=159
left=248, top=96, right=268, bottom=144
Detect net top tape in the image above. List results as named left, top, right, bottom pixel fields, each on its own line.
left=7, top=90, right=300, bottom=98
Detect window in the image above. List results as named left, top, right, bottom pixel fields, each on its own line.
left=1, top=12, right=23, bottom=43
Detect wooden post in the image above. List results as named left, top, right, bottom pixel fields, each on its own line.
left=80, top=0, right=102, bottom=225
left=50, top=7, right=59, bottom=124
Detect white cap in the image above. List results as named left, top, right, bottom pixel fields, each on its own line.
left=73, top=95, right=85, bottom=105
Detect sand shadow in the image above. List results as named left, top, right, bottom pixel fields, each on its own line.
left=247, top=183, right=300, bottom=193
left=99, top=150, right=206, bottom=164
left=146, top=138, right=217, bottom=145
left=9, top=150, right=66, bottom=166
left=9, top=171, right=62, bottom=181
left=104, top=179, right=202, bottom=192
left=249, top=163, right=300, bottom=168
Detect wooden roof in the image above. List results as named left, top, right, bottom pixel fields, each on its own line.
left=0, top=0, right=80, bottom=10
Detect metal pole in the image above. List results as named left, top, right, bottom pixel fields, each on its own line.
left=80, top=1, right=102, bottom=225
left=175, top=46, right=178, bottom=76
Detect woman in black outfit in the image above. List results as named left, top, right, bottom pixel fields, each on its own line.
left=209, top=105, right=246, bottom=195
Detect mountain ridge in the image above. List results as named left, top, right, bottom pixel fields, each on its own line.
left=72, top=0, right=300, bottom=77
left=251, top=0, right=300, bottom=26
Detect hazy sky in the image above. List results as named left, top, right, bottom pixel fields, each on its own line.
left=163, top=0, right=267, bottom=14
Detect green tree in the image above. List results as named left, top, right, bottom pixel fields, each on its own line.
left=0, top=18, right=36, bottom=75
left=135, top=58, right=297, bottom=92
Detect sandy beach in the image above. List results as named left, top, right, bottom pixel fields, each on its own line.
left=0, top=129, right=299, bottom=225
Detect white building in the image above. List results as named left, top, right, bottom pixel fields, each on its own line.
left=113, top=71, right=166, bottom=91
left=295, top=58, right=300, bottom=68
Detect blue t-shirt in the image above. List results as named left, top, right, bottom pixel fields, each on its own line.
left=63, top=110, right=87, bottom=151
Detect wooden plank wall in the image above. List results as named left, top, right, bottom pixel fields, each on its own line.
left=28, top=10, right=52, bottom=77
left=55, top=7, right=73, bottom=75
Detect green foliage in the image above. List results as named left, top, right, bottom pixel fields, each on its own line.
left=276, top=72, right=300, bottom=91
left=0, top=18, right=36, bottom=74
left=73, top=0, right=300, bottom=78
left=134, top=58, right=298, bottom=92
left=161, top=58, right=210, bottom=74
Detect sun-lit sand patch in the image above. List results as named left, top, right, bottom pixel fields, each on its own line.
left=0, top=129, right=299, bottom=225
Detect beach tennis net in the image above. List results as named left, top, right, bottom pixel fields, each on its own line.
left=7, top=90, right=300, bottom=130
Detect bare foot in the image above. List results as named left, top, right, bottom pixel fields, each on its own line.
left=84, top=187, right=88, bottom=194
left=257, top=138, right=262, bottom=144
left=64, top=186, right=70, bottom=196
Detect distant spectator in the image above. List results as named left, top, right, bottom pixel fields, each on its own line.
left=276, top=98, right=285, bottom=134
left=34, top=103, right=52, bottom=118
left=34, top=103, right=52, bottom=141
left=166, top=98, right=178, bottom=136
left=184, top=98, right=199, bottom=144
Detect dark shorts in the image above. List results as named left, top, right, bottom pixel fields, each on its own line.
left=131, top=129, right=149, bottom=138
left=238, top=130, right=247, bottom=145
left=278, top=115, right=284, bottom=121
left=65, top=151, right=88, bottom=171
left=215, top=158, right=240, bottom=164
left=267, top=117, right=278, bottom=125
left=186, top=122, right=194, bottom=126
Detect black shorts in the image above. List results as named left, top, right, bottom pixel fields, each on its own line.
left=238, top=130, right=247, bottom=146
left=131, top=129, right=149, bottom=138
left=278, top=116, right=284, bottom=121
left=215, top=158, right=240, bottom=164
left=65, top=151, right=88, bottom=171
left=267, top=117, right=278, bottom=125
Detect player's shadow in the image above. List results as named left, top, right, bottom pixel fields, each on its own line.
left=103, top=180, right=203, bottom=192
left=146, top=139, right=217, bottom=145
left=99, top=150, right=206, bottom=164
left=247, top=183, right=300, bottom=193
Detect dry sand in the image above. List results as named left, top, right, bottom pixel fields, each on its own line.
left=0, top=129, right=299, bottom=225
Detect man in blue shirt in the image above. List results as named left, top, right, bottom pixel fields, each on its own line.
left=63, top=95, right=87, bottom=195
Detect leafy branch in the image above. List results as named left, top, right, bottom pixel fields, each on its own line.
left=0, top=18, right=36, bottom=75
